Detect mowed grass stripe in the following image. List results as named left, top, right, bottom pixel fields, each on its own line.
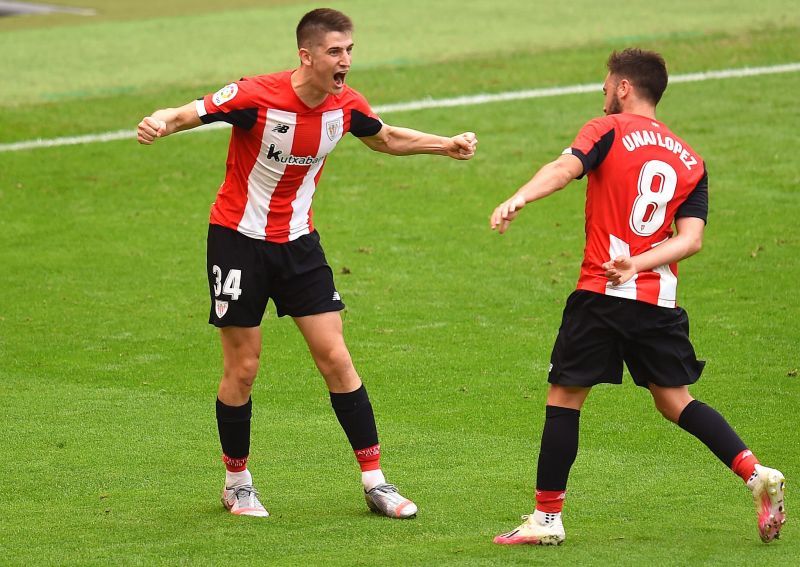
left=2, top=61, right=798, bottom=154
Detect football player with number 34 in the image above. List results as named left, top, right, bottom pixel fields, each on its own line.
left=137, top=8, right=477, bottom=520
left=490, top=48, right=785, bottom=546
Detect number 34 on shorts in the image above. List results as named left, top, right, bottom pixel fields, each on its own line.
left=212, top=265, right=243, bottom=300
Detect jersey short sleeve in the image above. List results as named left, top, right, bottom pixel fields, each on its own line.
left=196, top=78, right=259, bottom=130
left=675, top=166, right=709, bottom=223
left=348, top=91, right=383, bottom=138
left=566, top=116, right=616, bottom=179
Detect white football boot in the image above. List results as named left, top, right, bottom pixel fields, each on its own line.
left=493, top=512, right=565, bottom=545
left=748, top=464, right=786, bottom=542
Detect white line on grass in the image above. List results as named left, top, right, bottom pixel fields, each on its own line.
left=2, top=62, right=799, bottom=153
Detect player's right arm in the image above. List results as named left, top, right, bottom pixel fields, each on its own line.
left=602, top=216, right=705, bottom=286
left=137, top=101, right=202, bottom=145
left=490, top=154, right=583, bottom=234
left=491, top=116, right=615, bottom=234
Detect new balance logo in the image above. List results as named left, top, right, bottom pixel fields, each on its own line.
left=332, top=291, right=341, bottom=301
left=272, top=123, right=290, bottom=133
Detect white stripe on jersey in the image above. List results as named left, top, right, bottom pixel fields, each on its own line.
left=654, top=264, right=677, bottom=308
left=238, top=109, right=296, bottom=239
left=650, top=237, right=677, bottom=308
left=287, top=109, right=344, bottom=241
left=605, top=234, right=637, bottom=300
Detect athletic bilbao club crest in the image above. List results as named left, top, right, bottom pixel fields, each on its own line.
left=215, top=300, right=229, bottom=318
left=325, top=117, right=343, bottom=141
left=212, top=83, right=238, bottom=106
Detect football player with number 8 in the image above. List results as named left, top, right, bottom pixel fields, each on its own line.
left=490, top=48, right=785, bottom=546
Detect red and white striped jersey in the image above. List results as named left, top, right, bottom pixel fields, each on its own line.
left=566, top=113, right=708, bottom=307
left=196, top=71, right=383, bottom=243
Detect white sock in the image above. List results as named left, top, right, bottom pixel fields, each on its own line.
left=362, top=469, right=386, bottom=491
left=533, top=509, right=561, bottom=525
left=226, top=468, right=253, bottom=489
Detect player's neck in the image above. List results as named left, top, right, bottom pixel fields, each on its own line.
left=621, top=101, right=657, bottom=120
left=291, top=68, right=328, bottom=109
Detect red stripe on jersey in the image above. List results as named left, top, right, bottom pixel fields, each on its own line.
left=210, top=112, right=267, bottom=229
left=264, top=113, right=323, bottom=242
left=342, top=107, right=352, bottom=135
left=306, top=162, right=327, bottom=235
left=635, top=271, right=660, bottom=304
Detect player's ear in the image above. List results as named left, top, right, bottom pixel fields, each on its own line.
left=618, top=78, right=632, bottom=97
left=298, top=47, right=313, bottom=66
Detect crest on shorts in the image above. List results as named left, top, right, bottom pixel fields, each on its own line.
left=212, top=83, right=238, bottom=106
left=215, top=300, right=229, bottom=318
left=325, top=117, right=343, bottom=141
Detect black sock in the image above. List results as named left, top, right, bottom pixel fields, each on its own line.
left=329, top=385, right=379, bottom=451
left=536, top=405, right=580, bottom=491
left=216, top=397, right=252, bottom=461
left=677, top=400, right=747, bottom=467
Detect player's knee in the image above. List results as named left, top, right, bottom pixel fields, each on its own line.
left=227, top=354, right=260, bottom=386
left=316, top=346, right=353, bottom=378
left=653, top=399, right=680, bottom=423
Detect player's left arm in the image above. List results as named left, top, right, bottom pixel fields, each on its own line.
left=603, top=216, right=705, bottom=286
left=359, top=124, right=477, bottom=159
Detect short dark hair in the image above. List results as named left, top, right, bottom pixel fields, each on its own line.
left=296, top=8, right=353, bottom=48
left=607, top=48, right=668, bottom=105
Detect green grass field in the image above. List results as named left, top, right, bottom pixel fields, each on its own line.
left=1, top=1, right=799, bottom=565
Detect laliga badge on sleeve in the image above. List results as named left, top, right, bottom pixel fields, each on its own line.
left=215, top=300, right=229, bottom=318
left=213, top=83, right=239, bottom=106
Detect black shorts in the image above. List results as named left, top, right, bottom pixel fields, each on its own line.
left=206, top=224, right=344, bottom=327
left=548, top=290, right=705, bottom=388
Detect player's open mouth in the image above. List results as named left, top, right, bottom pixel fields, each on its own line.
left=333, top=72, right=347, bottom=87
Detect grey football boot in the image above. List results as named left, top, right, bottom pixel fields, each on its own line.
left=364, top=483, right=418, bottom=519
left=221, top=484, right=270, bottom=517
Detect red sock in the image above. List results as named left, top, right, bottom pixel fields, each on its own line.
left=222, top=453, right=248, bottom=473
left=535, top=489, right=566, bottom=513
left=731, top=449, right=759, bottom=483
left=354, top=444, right=381, bottom=471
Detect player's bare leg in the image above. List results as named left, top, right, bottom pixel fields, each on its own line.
left=495, top=385, right=590, bottom=545
left=294, top=312, right=417, bottom=518
left=217, top=326, right=269, bottom=517
left=650, top=383, right=786, bottom=542
left=648, top=383, right=694, bottom=423
left=546, top=384, right=591, bottom=411
left=219, top=326, right=262, bottom=405
left=293, top=312, right=360, bottom=394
